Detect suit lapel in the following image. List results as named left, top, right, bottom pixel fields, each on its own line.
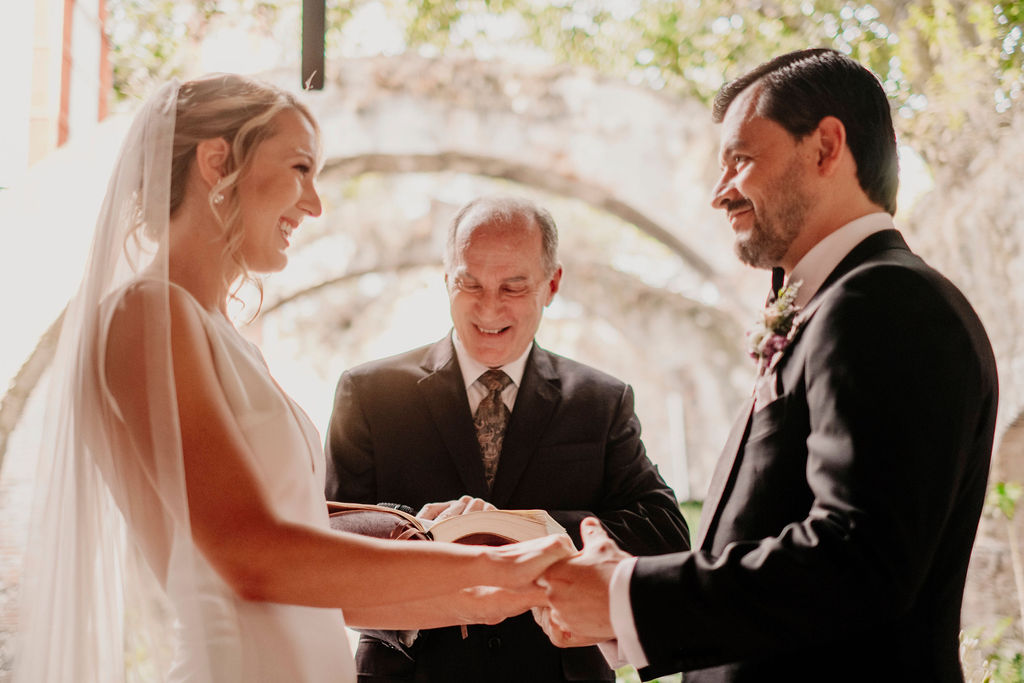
left=695, top=231, right=910, bottom=551
left=695, top=397, right=754, bottom=550
left=490, top=345, right=560, bottom=508
left=417, top=337, right=491, bottom=498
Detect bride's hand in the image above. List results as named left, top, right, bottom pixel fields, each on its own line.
left=454, top=584, right=548, bottom=625
left=486, top=534, right=577, bottom=591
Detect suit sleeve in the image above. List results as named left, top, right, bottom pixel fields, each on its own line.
left=548, top=384, right=691, bottom=556
left=324, top=371, right=377, bottom=506
left=630, top=266, right=997, bottom=673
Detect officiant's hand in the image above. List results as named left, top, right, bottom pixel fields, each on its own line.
left=418, top=495, right=496, bottom=522
left=536, top=517, right=628, bottom=644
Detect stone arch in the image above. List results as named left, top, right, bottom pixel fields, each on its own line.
left=994, top=410, right=1024, bottom=485
left=2, top=55, right=761, bottom=493
left=963, top=408, right=1024, bottom=649
left=317, top=151, right=743, bottom=312
left=0, top=311, right=64, bottom=464
left=252, top=153, right=751, bottom=494
left=270, top=53, right=754, bottom=302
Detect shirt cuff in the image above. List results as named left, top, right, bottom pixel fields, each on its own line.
left=607, top=556, right=648, bottom=669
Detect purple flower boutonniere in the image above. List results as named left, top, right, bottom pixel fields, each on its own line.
left=746, top=280, right=805, bottom=375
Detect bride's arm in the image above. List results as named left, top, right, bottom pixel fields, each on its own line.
left=104, top=286, right=572, bottom=610
left=344, top=584, right=548, bottom=629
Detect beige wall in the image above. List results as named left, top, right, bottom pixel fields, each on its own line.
left=15, top=0, right=104, bottom=172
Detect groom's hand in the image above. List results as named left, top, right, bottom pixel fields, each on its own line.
left=531, top=605, right=608, bottom=648
left=457, top=584, right=548, bottom=625
left=537, top=517, right=629, bottom=644
left=418, top=495, right=496, bottom=521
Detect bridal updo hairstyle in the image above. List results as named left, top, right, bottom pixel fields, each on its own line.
left=167, top=73, right=320, bottom=284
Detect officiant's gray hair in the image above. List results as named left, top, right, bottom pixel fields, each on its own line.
left=444, top=196, right=560, bottom=277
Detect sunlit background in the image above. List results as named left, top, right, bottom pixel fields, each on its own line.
left=2, top=1, right=1024, bottom=680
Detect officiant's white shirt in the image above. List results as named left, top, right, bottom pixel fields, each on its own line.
left=603, top=212, right=894, bottom=669
left=452, top=329, right=531, bottom=410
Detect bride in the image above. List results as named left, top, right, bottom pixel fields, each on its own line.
left=13, top=74, right=572, bottom=682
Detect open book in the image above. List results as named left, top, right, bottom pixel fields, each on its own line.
left=327, top=501, right=567, bottom=546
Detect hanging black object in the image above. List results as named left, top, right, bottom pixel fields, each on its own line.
left=302, top=0, right=325, bottom=90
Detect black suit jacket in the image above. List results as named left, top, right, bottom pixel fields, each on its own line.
left=630, top=231, right=998, bottom=683
left=325, top=336, right=691, bottom=682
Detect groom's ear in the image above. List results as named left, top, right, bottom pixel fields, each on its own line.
left=195, top=137, right=231, bottom=187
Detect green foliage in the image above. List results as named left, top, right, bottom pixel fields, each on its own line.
left=968, top=485, right=1024, bottom=682
left=988, top=481, right=1024, bottom=520
left=337, top=0, right=1022, bottom=159
left=106, top=0, right=1024, bottom=159
left=107, top=0, right=194, bottom=100
left=106, top=0, right=286, bottom=103
left=988, top=651, right=1024, bottom=682
left=679, top=499, right=703, bottom=538
left=616, top=665, right=682, bottom=683
left=394, top=0, right=891, bottom=102
left=962, top=619, right=1024, bottom=682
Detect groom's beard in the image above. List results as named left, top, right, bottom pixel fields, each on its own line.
left=733, top=159, right=808, bottom=269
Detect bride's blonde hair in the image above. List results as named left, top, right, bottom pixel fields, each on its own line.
left=130, top=74, right=320, bottom=298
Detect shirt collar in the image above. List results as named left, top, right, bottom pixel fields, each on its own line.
left=451, top=330, right=531, bottom=390
left=787, top=212, right=894, bottom=306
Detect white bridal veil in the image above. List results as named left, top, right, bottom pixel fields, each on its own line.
left=14, top=80, right=217, bottom=681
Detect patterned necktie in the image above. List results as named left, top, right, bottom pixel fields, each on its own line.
left=473, top=369, right=512, bottom=489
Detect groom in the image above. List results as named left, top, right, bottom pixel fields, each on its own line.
left=535, top=48, right=998, bottom=682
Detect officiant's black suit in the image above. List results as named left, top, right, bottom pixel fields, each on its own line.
left=630, top=230, right=998, bottom=682
left=325, top=334, right=690, bottom=682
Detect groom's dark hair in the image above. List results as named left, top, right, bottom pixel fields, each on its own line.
left=713, top=48, right=899, bottom=216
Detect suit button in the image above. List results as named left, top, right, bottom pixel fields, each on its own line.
left=488, top=637, right=501, bottom=650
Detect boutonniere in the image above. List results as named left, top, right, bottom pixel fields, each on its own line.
left=746, top=280, right=805, bottom=375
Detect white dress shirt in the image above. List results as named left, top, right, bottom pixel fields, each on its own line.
left=787, top=212, right=894, bottom=306
left=451, top=330, right=531, bottom=411
left=603, top=212, right=895, bottom=670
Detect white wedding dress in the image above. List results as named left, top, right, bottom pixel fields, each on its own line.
left=13, top=79, right=358, bottom=683
left=98, top=281, right=357, bottom=682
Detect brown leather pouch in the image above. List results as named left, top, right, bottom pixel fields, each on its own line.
left=326, top=501, right=431, bottom=541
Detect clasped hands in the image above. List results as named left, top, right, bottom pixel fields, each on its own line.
left=458, top=516, right=628, bottom=646
left=532, top=516, right=630, bottom=648
left=419, top=498, right=630, bottom=645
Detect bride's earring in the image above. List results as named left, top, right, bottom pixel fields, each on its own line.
left=212, top=178, right=225, bottom=205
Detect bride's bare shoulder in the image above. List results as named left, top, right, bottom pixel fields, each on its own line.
left=108, top=278, right=200, bottom=314
left=104, top=279, right=209, bottom=360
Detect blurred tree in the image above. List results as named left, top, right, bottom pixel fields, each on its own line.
left=390, top=0, right=1023, bottom=166
left=106, top=0, right=285, bottom=102
left=107, top=0, right=1024, bottom=160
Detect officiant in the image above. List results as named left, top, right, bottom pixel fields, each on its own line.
left=324, top=195, right=691, bottom=682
